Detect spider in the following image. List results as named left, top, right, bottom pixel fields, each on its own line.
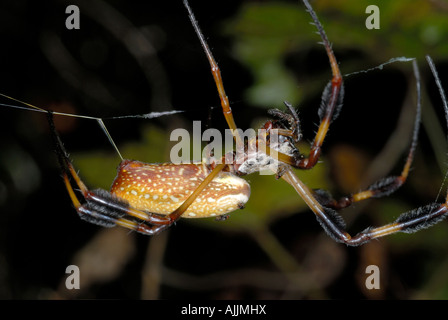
left=13, top=0, right=448, bottom=246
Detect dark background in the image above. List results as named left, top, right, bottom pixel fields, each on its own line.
left=0, top=0, right=448, bottom=300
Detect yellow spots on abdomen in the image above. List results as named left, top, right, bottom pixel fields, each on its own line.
left=110, top=160, right=250, bottom=218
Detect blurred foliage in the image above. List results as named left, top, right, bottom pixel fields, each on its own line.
left=224, top=0, right=448, bottom=107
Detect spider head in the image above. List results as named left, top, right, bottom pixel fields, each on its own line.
left=233, top=103, right=303, bottom=176
left=267, top=101, right=302, bottom=143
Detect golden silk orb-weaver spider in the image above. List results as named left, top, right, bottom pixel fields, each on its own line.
left=5, top=0, right=448, bottom=246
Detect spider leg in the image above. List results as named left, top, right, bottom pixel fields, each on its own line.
left=282, top=168, right=448, bottom=246
left=268, top=101, right=302, bottom=142
left=315, top=59, right=421, bottom=209
left=271, top=0, right=344, bottom=169
left=281, top=58, right=448, bottom=246
left=183, top=0, right=242, bottom=149
left=184, top=0, right=309, bottom=167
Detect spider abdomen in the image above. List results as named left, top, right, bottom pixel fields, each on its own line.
left=110, top=159, right=250, bottom=218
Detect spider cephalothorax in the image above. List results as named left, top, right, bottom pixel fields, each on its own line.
left=232, top=103, right=303, bottom=177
